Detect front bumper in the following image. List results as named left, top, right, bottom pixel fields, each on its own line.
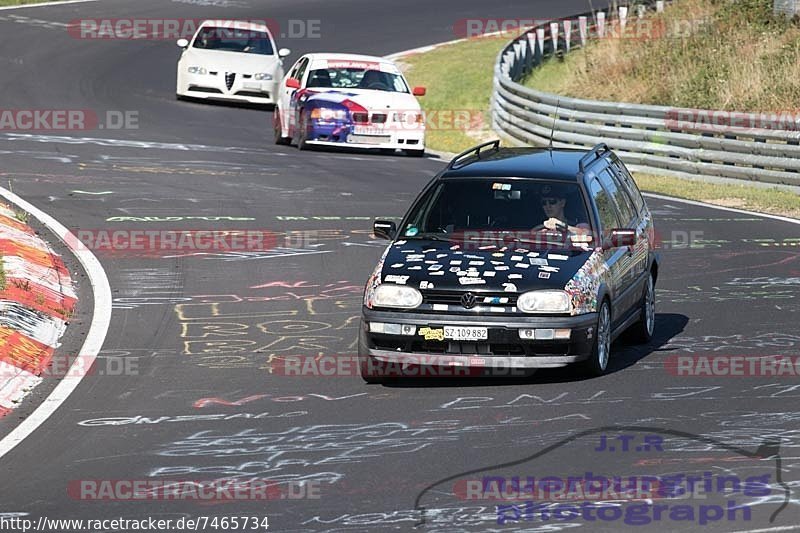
left=306, top=120, right=425, bottom=150
left=360, top=308, right=596, bottom=369
left=180, top=73, right=277, bottom=104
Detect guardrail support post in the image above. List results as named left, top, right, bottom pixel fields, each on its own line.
left=656, top=0, right=665, bottom=12
left=536, top=27, right=545, bottom=57
left=597, top=11, right=606, bottom=37
left=527, top=33, right=539, bottom=66
left=564, top=20, right=572, bottom=51
left=637, top=4, right=647, bottom=18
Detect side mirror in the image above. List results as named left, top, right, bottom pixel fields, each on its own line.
left=373, top=220, right=397, bottom=240
left=412, top=86, right=426, bottom=96
left=285, top=77, right=301, bottom=89
left=604, top=229, right=636, bottom=250
left=278, top=48, right=291, bottom=57
left=176, top=38, right=189, bottom=48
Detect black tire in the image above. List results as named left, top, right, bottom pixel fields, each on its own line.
left=273, top=110, right=291, bottom=145
left=406, top=148, right=425, bottom=157
left=176, top=94, right=187, bottom=101
left=628, top=273, right=655, bottom=344
left=579, top=300, right=611, bottom=377
left=297, top=112, right=310, bottom=151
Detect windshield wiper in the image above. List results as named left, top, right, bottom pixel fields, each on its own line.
left=403, top=232, right=450, bottom=242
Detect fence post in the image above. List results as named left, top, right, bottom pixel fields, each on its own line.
left=656, top=0, right=665, bottom=12
left=550, top=21, right=559, bottom=52
left=597, top=11, right=606, bottom=37
left=619, top=6, right=628, bottom=31
left=564, top=20, right=572, bottom=51
left=578, top=16, right=588, bottom=46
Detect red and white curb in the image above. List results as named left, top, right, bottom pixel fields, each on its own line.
left=0, top=203, right=77, bottom=417
left=0, top=188, right=110, bottom=460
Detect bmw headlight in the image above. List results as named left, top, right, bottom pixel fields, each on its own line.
left=310, top=107, right=348, bottom=121
left=372, top=285, right=423, bottom=309
left=517, top=291, right=571, bottom=313
left=188, top=66, right=208, bottom=75
left=254, top=73, right=273, bottom=81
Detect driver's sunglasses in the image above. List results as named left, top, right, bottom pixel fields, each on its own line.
left=541, top=198, right=561, bottom=206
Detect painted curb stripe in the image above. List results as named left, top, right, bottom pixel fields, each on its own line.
left=0, top=189, right=111, bottom=461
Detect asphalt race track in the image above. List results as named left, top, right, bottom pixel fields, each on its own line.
left=0, top=0, right=799, bottom=531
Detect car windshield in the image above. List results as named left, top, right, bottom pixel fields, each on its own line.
left=192, top=27, right=274, bottom=55
left=306, top=67, right=409, bottom=92
left=401, top=179, right=593, bottom=249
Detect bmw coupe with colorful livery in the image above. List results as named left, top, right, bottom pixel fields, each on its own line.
left=359, top=141, right=658, bottom=381
left=274, top=53, right=426, bottom=156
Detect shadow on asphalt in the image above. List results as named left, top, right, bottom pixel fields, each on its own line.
left=379, top=312, right=690, bottom=388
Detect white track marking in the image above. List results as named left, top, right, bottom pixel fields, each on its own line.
left=642, top=192, right=800, bottom=225
left=0, top=0, right=98, bottom=11
left=0, top=187, right=111, bottom=461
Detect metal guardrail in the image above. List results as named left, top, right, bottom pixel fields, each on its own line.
left=491, top=2, right=800, bottom=186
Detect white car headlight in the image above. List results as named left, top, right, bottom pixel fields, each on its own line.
left=372, top=285, right=423, bottom=309
left=254, top=73, right=273, bottom=81
left=188, top=66, right=208, bottom=75
left=517, top=291, right=571, bottom=313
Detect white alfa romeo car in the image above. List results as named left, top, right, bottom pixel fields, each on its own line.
left=274, top=53, right=427, bottom=156
left=176, top=20, right=290, bottom=105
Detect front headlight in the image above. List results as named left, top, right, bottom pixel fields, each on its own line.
left=310, top=107, right=347, bottom=120
left=372, top=285, right=423, bottom=309
left=187, top=66, right=208, bottom=75
left=517, top=291, right=571, bottom=313
left=254, top=72, right=273, bottom=81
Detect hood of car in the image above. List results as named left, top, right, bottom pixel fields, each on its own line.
left=379, top=238, right=592, bottom=293
left=182, top=48, right=281, bottom=74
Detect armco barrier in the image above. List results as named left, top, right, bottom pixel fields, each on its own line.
left=491, top=2, right=800, bottom=186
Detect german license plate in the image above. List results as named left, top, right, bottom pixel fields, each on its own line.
left=444, top=326, right=488, bottom=341
left=353, top=125, right=385, bottom=135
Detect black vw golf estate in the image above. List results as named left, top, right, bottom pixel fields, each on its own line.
left=359, top=141, right=658, bottom=381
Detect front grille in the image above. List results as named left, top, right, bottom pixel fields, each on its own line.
left=371, top=113, right=387, bottom=124
left=225, top=72, right=236, bottom=90
left=188, top=86, right=223, bottom=94
left=423, top=290, right=518, bottom=312
left=235, top=90, right=269, bottom=98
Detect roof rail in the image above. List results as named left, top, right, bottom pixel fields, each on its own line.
left=446, top=140, right=500, bottom=170
left=578, top=143, right=611, bottom=172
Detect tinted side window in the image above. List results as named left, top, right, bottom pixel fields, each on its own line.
left=598, top=169, right=635, bottom=226
left=588, top=178, right=620, bottom=233
left=612, top=161, right=646, bottom=213
left=296, top=58, right=310, bottom=83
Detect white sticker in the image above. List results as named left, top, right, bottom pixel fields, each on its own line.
left=467, top=271, right=480, bottom=277
left=503, top=283, right=517, bottom=292
left=496, top=265, right=510, bottom=271
left=420, top=280, right=434, bottom=289
left=423, top=249, right=436, bottom=253
left=509, top=274, right=522, bottom=279
left=469, top=261, right=485, bottom=266
left=450, top=260, right=462, bottom=265
left=483, top=271, right=496, bottom=277
left=511, top=255, right=523, bottom=261
left=428, top=264, right=443, bottom=271
left=391, top=263, right=404, bottom=268
left=384, top=275, right=409, bottom=284
left=459, top=277, right=487, bottom=285
left=529, top=258, right=548, bottom=266
left=515, top=263, right=530, bottom=269
left=408, top=266, right=422, bottom=270
left=539, top=266, right=560, bottom=273
left=527, top=252, right=540, bottom=257
left=432, top=303, right=448, bottom=311
left=430, top=271, right=445, bottom=276
left=456, top=271, right=467, bottom=277
left=548, top=254, right=569, bottom=261
left=394, top=240, right=407, bottom=245
left=538, top=272, right=551, bottom=279
left=407, top=254, right=425, bottom=259
left=436, top=254, right=448, bottom=258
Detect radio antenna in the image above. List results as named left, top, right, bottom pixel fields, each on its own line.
left=548, top=98, right=560, bottom=152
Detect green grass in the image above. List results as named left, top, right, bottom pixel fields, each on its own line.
left=524, top=0, right=800, bottom=110
left=0, top=0, right=58, bottom=5
left=402, top=37, right=507, bottom=153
